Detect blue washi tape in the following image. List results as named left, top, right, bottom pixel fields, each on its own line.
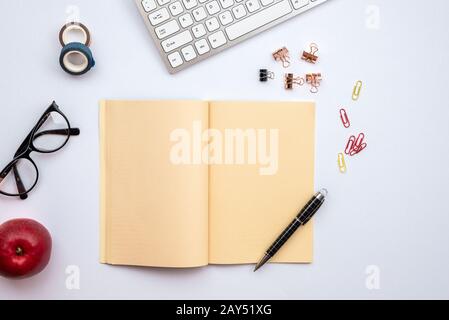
left=59, top=42, right=95, bottom=76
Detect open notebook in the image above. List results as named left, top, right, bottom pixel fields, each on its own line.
left=100, top=100, right=315, bottom=268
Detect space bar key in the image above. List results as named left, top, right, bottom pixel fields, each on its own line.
left=225, top=0, right=292, bottom=41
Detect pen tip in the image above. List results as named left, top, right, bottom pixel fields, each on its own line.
left=254, top=254, right=270, bottom=272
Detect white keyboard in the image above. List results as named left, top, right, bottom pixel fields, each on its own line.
left=136, top=0, right=328, bottom=73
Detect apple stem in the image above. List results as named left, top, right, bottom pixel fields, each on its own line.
left=15, top=246, right=24, bottom=256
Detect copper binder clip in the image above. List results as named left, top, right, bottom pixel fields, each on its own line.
left=306, top=73, right=322, bottom=93
left=284, top=73, right=304, bottom=90
left=301, top=43, right=319, bottom=64
left=273, top=47, right=290, bottom=68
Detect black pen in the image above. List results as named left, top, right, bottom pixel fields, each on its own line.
left=254, top=189, right=328, bottom=271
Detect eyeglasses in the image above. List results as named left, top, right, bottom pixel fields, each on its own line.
left=0, top=101, right=80, bottom=200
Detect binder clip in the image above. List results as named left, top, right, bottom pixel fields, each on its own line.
left=273, top=47, right=290, bottom=68
left=338, top=153, right=347, bottom=173
left=259, top=69, right=275, bottom=82
left=340, top=108, right=350, bottom=128
left=284, top=73, right=304, bottom=90
left=306, top=73, right=322, bottom=93
left=345, top=133, right=367, bottom=156
left=301, top=43, right=319, bottom=64
left=352, top=80, right=363, bottom=101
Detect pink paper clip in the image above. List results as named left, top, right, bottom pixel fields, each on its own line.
left=354, top=133, right=365, bottom=150
left=356, top=142, right=367, bottom=154
left=340, top=108, right=350, bottom=128
left=345, top=136, right=356, bottom=155
left=348, top=133, right=367, bottom=156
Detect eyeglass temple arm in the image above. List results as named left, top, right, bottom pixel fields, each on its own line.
left=32, top=128, right=80, bottom=140
left=13, top=164, right=28, bottom=200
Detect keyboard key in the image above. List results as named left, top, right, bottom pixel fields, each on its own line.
left=245, top=0, right=260, bottom=13
left=155, top=20, right=180, bottom=39
left=148, top=8, right=170, bottom=26
left=219, top=11, right=234, bottom=26
left=162, top=30, right=193, bottom=52
left=192, top=7, right=207, bottom=21
left=195, top=39, right=210, bottom=55
left=205, top=17, right=220, bottom=31
left=167, top=52, right=183, bottom=68
left=179, top=13, right=194, bottom=28
left=183, top=0, right=198, bottom=10
left=181, top=45, right=197, bottom=61
left=232, top=4, right=247, bottom=19
left=158, top=0, right=171, bottom=5
left=208, top=31, right=227, bottom=48
left=169, top=1, right=184, bottom=16
left=219, top=0, right=234, bottom=9
left=192, top=24, right=207, bottom=38
left=291, top=0, right=309, bottom=10
left=206, top=1, right=220, bottom=15
left=260, top=0, right=274, bottom=5
left=225, top=0, right=292, bottom=40
left=141, top=0, right=156, bottom=12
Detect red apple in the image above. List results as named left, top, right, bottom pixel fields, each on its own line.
left=0, top=219, right=52, bottom=279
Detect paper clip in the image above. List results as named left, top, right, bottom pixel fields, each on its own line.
left=301, top=43, right=319, bottom=64
left=259, top=69, right=275, bottom=82
left=346, top=133, right=367, bottom=156
left=345, top=135, right=355, bottom=155
left=273, top=47, right=290, bottom=68
left=351, top=142, right=367, bottom=156
left=340, top=108, right=350, bottom=128
left=306, top=73, right=322, bottom=93
left=338, top=153, right=347, bottom=173
left=284, top=73, right=305, bottom=90
left=354, top=133, right=365, bottom=147
left=352, top=80, right=362, bottom=101
left=350, top=133, right=366, bottom=155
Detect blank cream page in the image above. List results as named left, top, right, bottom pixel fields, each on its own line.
left=208, top=101, right=315, bottom=264
left=100, top=100, right=209, bottom=268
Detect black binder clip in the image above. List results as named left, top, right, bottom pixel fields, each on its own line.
left=284, top=73, right=304, bottom=90
left=259, top=69, right=275, bottom=82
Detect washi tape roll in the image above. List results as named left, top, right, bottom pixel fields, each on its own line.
left=59, top=42, right=95, bottom=76
left=59, top=22, right=95, bottom=76
left=59, top=22, right=91, bottom=47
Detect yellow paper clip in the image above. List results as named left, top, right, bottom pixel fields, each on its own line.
left=338, top=153, right=347, bottom=173
left=352, top=80, right=362, bottom=101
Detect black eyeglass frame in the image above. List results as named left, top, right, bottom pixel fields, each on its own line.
left=0, top=101, right=80, bottom=199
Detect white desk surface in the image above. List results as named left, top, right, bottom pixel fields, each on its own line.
left=1, top=0, right=448, bottom=300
